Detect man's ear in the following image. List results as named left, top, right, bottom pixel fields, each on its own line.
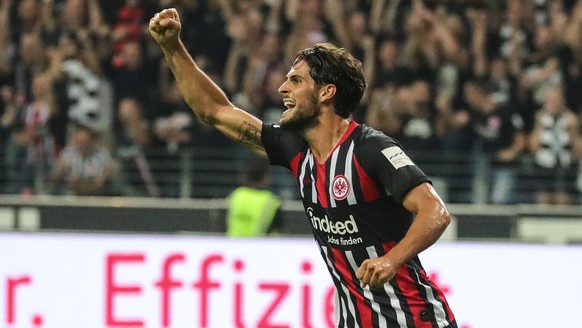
left=320, top=84, right=336, bottom=102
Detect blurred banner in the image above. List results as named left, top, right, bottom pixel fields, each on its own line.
left=0, top=232, right=580, bottom=328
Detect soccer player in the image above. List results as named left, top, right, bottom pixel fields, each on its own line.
left=149, top=8, right=457, bottom=328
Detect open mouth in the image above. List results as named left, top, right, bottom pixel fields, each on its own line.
left=283, top=99, right=296, bottom=110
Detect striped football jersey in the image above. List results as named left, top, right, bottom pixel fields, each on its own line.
left=262, top=121, right=456, bottom=328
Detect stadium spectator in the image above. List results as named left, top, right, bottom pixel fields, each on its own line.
left=5, top=72, right=61, bottom=195
left=254, top=65, right=287, bottom=124
left=110, top=0, right=148, bottom=68
left=13, top=32, right=51, bottom=108
left=51, top=31, right=112, bottom=135
left=115, top=96, right=159, bottom=197
left=60, top=0, right=104, bottom=33
left=48, top=123, right=118, bottom=195
left=342, top=9, right=376, bottom=98
left=463, top=77, right=526, bottom=204
left=528, top=85, right=580, bottom=204
left=151, top=59, right=193, bottom=197
left=226, top=30, right=286, bottom=117
left=226, top=159, right=283, bottom=237
left=368, top=0, right=410, bottom=37
left=154, top=60, right=193, bottom=153
left=563, top=0, right=582, bottom=113
left=0, top=85, right=16, bottom=192
left=366, top=78, right=439, bottom=152
left=399, top=1, right=441, bottom=82
left=283, top=0, right=349, bottom=63
left=14, top=0, right=43, bottom=38
left=180, top=0, right=232, bottom=73
left=434, top=4, right=487, bottom=155
left=519, top=23, right=568, bottom=128
left=1, top=85, right=28, bottom=194
left=368, top=36, right=414, bottom=98
left=106, top=39, right=158, bottom=109
left=0, top=0, right=13, bottom=84
left=496, top=0, right=536, bottom=66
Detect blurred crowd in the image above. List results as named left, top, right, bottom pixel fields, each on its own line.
left=2, top=0, right=582, bottom=204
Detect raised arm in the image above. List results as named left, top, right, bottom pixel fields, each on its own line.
left=148, top=8, right=267, bottom=157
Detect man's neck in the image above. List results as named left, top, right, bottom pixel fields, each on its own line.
left=302, top=113, right=352, bottom=164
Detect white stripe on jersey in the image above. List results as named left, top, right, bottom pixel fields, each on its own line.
left=339, top=296, right=348, bottom=327
left=329, top=146, right=340, bottom=208
left=345, top=141, right=357, bottom=205
left=308, top=152, right=317, bottom=204
left=412, top=268, right=450, bottom=328
left=346, top=251, right=388, bottom=328
left=322, top=246, right=360, bottom=328
left=367, top=246, right=409, bottom=328
left=299, top=150, right=310, bottom=198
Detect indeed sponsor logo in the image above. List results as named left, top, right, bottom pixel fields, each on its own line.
left=306, top=207, right=359, bottom=235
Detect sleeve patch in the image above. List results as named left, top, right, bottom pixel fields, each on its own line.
left=381, top=146, right=414, bottom=169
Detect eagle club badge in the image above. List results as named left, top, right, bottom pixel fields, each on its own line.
left=332, top=175, right=350, bottom=200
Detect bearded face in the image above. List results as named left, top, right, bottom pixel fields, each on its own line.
left=278, top=60, right=322, bottom=132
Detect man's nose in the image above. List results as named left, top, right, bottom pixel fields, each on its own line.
left=278, top=81, right=288, bottom=95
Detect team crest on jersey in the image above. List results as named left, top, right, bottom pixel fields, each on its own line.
left=332, top=175, right=350, bottom=200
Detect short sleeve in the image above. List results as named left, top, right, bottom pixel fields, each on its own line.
left=261, top=123, right=307, bottom=169
left=358, top=132, right=431, bottom=203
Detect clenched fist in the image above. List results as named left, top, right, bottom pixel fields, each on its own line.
left=356, top=256, right=399, bottom=288
left=149, top=8, right=182, bottom=50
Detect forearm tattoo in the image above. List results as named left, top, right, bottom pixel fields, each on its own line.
left=236, top=121, right=263, bottom=151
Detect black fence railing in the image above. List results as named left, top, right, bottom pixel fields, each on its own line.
left=1, top=145, right=580, bottom=205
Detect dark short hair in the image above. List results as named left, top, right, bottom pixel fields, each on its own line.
left=293, top=43, right=366, bottom=118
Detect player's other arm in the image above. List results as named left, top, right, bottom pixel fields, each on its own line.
left=391, top=182, right=451, bottom=266
left=357, top=182, right=450, bottom=287
left=149, top=8, right=266, bottom=157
